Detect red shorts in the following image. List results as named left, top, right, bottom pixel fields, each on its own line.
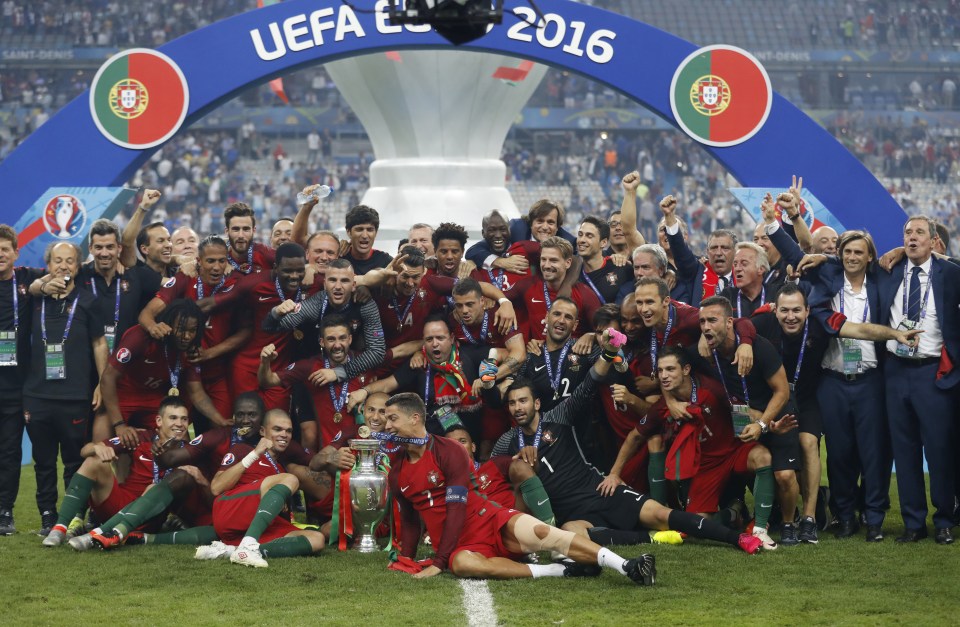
left=480, top=407, right=511, bottom=442
left=91, top=477, right=141, bottom=522
left=175, top=487, right=214, bottom=527
left=308, top=489, right=334, bottom=523
left=621, top=446, right=649, bottom=493
left=213, top=480, right=298, bottom=546
left=203, top=377, right=233, bottom=424
left=451, top=504, right=522, bottom=562
left=685, top=443, right=756, bottom=514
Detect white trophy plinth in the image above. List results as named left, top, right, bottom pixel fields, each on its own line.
left=325, top=50, right=546, bottom=242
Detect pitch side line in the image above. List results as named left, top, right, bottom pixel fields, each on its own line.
left=459, top=579, right=498, bottom=627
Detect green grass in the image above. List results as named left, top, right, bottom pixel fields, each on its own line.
left=3, top=465, right=960, bottom=626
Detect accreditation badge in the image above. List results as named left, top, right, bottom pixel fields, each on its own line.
left=0, top=331, right=17, bottom=366
left=731, top=404, right=751, bottom=436
left=45, top=343, right=66, bottom=380
left=895, top=319, right=917, bottom=357
left=104, top=325, right=117, bottom=354
left=840, top=338, right=863, bottom=375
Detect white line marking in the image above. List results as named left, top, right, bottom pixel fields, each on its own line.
left=459, top=579, right=498, bottom=627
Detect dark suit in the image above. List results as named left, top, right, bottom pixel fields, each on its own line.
left=802, top=257, right=891, bottom=527
left=878, top=256, right=960, bottom=531
left=666, top=227, right=708, bottom=307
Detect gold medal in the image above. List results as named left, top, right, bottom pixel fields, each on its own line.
left=168, top=387, right=179, bottom=397
left=358, top=425, right=371, bottom=438
left=293, top=329, right=304, bottom=340
left=236, top=426, right=251, bottom=437
left=333, top=411, right=343, bottom=423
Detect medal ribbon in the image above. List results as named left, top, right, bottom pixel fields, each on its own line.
left=580, top=268, right=606, bottom=304
left=163, top=344, right=182, bottom=392
left=486, top=268, right=506, bottom=290
left=275, top=277, right=302, bottom=304
left=262, top=450, right=280, bottom=473
left=391, top=290, right=416, bottom=328
left=196, top=275, right=225, bottom=299
left=40, top=291, right=79, bottom=345
left=367, top=430, right=430, bottom=446
left=324, top=356, right=350, bottom=414
left=228, top=244, right=254, bottom=274
left=650, top=304, right=675, bottom=377
left=711, top=331, right=750, bottom=407
left=459, top=309, right=489, bottom=345
left=517, top=419, right=542, bottom=449
left=543, top=339, right=572, bottom=396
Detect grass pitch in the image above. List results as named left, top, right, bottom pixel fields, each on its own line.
left=3, top=466, right=959, bottom=625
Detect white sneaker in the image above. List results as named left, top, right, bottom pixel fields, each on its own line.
left=752, top=526, right=779, bottom=551
left=230, top=539, right=267, bottom=568
left=195, top=541, right=236, bottom=561
left=68, top=532, right=96, bottom=552
left=42, top=528, right=66, bottom=547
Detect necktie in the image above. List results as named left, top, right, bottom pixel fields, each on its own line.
left=906, top=266, right=922, bottom=322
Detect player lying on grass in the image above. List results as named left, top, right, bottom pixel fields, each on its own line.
left=43, top=397, right=196, bottom=548
left=491, top=330, right=763, bottom=555
left=386, top=391, right=658, bottom=585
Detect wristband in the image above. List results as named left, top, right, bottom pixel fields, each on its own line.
left=600, top=349, right=618, bottom=363
left=241, top=451, right=260, bottom=469
left=497, top=297, right=510, bottom=305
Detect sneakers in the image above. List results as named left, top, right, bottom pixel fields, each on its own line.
left=125, top=531, right=145, bottom=546
left=624, top=553, right=656, bottom=586
left=798, top=516, right=819, bottom=544
left=68, top=532, right=96, bottom=552
left=560, top=559, right=602, bottom=578
left=91, top=528, right=125, bottom=551
left=42, top=524, right=67, bottom=547
left=651, top=530, right=684, bottom=545
left=780, top=523, right=800, bottom=546
left=0, top=509, right=15, bottom=536
left=38, top=510, right=57, bottom=537
left=230, top=539, right=267, bottom=568
left=737, top=533, right=762, bottom=555
left=66, top=516, right=85, bottom=538
left=161, top=513, right=186, bottom=533
left=195, top=540, right=236, bottom=561
left=752, top=526, right=779, bottom=551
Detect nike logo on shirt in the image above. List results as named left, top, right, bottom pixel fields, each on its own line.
left=258, top=460, right=273, bottom=467
left=534, top=364, right=547, bottom=372
left=400, top=486, right=410, bottom=492
left=259, top=296, right=272, bottom=301
left=138, top=455, right=151, bottom=462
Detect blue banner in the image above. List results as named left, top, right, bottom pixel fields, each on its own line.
left=12, top=187, right=138, bottom=268
left=729, top=187, right=847, bottom=234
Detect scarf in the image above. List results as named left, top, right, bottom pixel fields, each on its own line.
left=425, top=343, right=481, bottom=411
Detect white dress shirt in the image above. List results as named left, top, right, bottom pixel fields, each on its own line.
left=886, top=256, right=943, bottom=358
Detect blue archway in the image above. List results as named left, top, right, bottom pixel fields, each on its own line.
left=0, top=0, right=907, bottom=250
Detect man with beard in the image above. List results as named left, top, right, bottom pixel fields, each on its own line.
left=223, top=202, right=275, bottom=275
left=577, top=217, right=634, bottom=305
left=208, top=409, right=326, bottom=567
left=491, top=333, right=761, bottom=555
left=259, top=315, right=374, bottom=450
left=346, top=316, right=490, bottom=440
left=661, top=195, right=737, bottom=306
left=41, top=396, right=190, bottom=548
left=102, top=299, right=228, bottom=448
left=139, top=236, right=250, bottom=429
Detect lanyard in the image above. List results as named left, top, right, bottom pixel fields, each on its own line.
left=324, top=357, right=350, bottom=412
left=228, top=244, right=254, bottom=274
left=90, top=274, right=122, bottom=326
left=517, top=419, right=542, bottom=449
left=783, top=318, right=809, bottom=388
left=486, top=269, right=506, bottom=290
left=902, top=266, right=933, bottom=323
left=9, top=271, right=17, bottom=331
left=163, top=344, right=182, bottom=391
left=541, top=281, right=553, bottom=312
left=839, top=286, right=870, bottom=323
left=151, top=436, right=184, bottom=484
left=196, top=275, right=225, bottom=299
left=736, top=285, right=764, bottom=317
left=580, top=268, right=605, bottom=304
left=712, top=331, right=750, bottom=407
left=424, top=364, right=433, bottom=404
left=391, top=291, right=416, bottom=327
left=459, top=310, right=489, bottom=345
left=649, top=304, right=675, bottom=377
left=543, top=339, right=572, bottom=395
left=275, top=277, right=302, bottom=303
left=41, top=292, right=79, bottom=345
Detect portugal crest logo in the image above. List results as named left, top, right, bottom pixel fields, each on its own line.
left=670, top=45, right=772, bottom=148
left=43, top=194, right=86, bottom=239
left=90, top=48, right=189, bottom=150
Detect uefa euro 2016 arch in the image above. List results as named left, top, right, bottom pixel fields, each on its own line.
left=0, top=0, right=907, bottom=250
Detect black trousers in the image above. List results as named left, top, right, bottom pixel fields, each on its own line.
left=0, top=402, right=25, bottom=511
left=23, top=398, right=88, bottom=514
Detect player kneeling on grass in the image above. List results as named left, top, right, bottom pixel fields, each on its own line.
left=43, top=397, right=191, bottom=549
left=203, top=409, right=325, bottom=568
left=386, top=392, right=657, bottom=585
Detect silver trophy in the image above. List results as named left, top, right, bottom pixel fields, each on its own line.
left=348, top=438, right=388, bottom=553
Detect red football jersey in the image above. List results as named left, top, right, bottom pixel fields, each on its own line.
left=506, top=276, right=601, bottom=342
left=102, top=430, right=162, bottom=496
left=110, top=326, right=201, bottom=409
left=217, top=440, right=312, bottom=488
left=228, top=242, right=275, bottom=275
left=375, top=274, right=456, bottom=347
left=648, top=374, right=737, bottom=463
left=475, top=457, right=515, bottom=509
left=448, top=303, right=521, bottom=349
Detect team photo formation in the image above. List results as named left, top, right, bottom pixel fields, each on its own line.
left=1, top=168, right=958, bottom=586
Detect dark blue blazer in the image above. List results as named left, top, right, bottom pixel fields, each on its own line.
left=464, top=218, right=576, bottom=267
left=666, top=228, right=706, bottom=307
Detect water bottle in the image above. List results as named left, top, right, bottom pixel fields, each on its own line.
left=296, top=185, right=332, bottom=206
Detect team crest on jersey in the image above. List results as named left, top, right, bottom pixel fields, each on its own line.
left=427, top=470, right=440, bottom=486
left=222, top=453, right=236, bottom=466
left=109, top=436, right=121, bottom=445
left=417, top=289, right=426, bottom=300
left=116, top=348, right=132, bottom=363
left=478, top=473, right=491, bottom=491
left=359, top=374, right=367, bottom=384
left=120, top=280, right=129, bottom=293
left=542, top=430, right=555, bottom=444
left=18, top=284, right=27, bottom=295
left=568, top=353, right=581, bottom=371
left=189, top=435, right=203, bottom=445
left=163, top=276, right=176, bottom=289
left=605, top=272, right=619, bottom=286
left=350, top=320, right=360, bottom=331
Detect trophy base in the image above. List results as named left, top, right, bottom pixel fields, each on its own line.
left=354, top=535, right=379, bottom=553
